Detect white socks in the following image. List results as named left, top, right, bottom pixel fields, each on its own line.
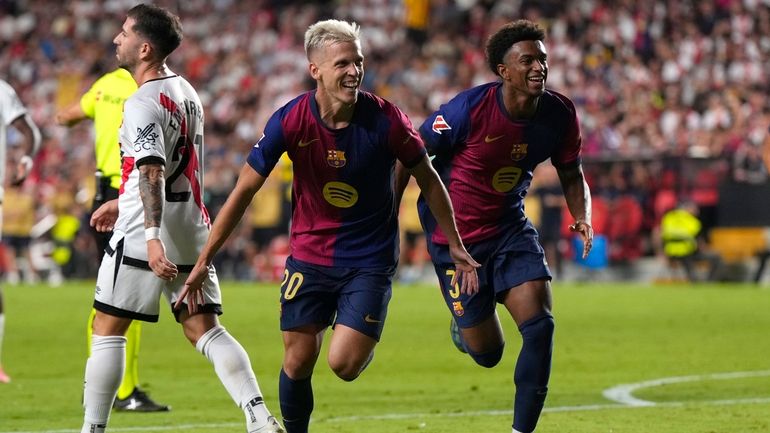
left=196, top=326, right=272, bottom=429
left=81, top=335, right=126, bottom=433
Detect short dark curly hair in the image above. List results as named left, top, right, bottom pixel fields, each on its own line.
left=485, top=20, right=545, bottom=77
left=127, top=4, right=183, bottom=60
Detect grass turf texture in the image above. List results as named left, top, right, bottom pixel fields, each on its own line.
left=0, top=280, right=768, bottom=432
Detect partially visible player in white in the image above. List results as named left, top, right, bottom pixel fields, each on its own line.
left=82, top=4, right=283, bottom=433
left=0, top=78, right=40, bottom=384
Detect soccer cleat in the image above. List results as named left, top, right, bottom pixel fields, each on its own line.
left=0, top=366, right=10, bottom=383
left=449, top=318, right=467, bottom=353
left=249, top=416, right=286, bottom=433
left=113, top=388, right=170, bottom=412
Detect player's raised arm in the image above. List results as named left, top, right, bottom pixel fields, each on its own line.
left=406, top=154, right=480, bottom=294
left=177, top=164, right=267, bottom=313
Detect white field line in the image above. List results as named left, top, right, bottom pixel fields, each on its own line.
left=5, top=370, right=770, bottom=433
left=602, top=369, right=770, bottom=406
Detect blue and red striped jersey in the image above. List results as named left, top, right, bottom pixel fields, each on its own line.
left=248, top=90, right=426, bottom=267
left=418, top=82, right=582, bottom=245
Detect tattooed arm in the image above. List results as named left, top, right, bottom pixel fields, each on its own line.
left=139, top=162, right=178, bottom=280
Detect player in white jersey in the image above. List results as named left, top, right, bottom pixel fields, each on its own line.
left=110, top=73, right=209, bottom=269
left=81, top=5, right=284, bottom=433
left=0, top=78, right=40, bottom=384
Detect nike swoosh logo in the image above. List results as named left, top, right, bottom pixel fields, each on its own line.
left=364, top=314, right=382, bottom=323
left=484, top=134, right=504, bottom=143
left=298, top=138, right=320, bottom=147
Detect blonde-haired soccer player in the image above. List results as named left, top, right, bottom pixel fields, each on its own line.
left=180, top=18, right=479, bottom=433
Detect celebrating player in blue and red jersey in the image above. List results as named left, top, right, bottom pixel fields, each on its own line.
left=414, top=20, right=593, bottom=433
left=179, top=19, right=478, bottom=433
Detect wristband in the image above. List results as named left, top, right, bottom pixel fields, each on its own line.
left=145, top=227, right=161, bottom=241
left=20, top=155, right=33, bottom=171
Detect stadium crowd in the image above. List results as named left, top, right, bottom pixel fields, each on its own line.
left=0, top=0, right=768, bottom=283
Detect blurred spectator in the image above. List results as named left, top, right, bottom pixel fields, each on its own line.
left=732, top=141, right=767, bottom=184
left=398, top=177, right=430, bottom=283
left=1, top=182, right=38, bottom=284
left=660, top=200, right=721, bottom=282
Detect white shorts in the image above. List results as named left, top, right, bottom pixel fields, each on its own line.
left=94, top=240, right=223, bottom=322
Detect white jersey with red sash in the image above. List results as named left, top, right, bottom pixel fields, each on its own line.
left=113, top=74, right=209, bottom=267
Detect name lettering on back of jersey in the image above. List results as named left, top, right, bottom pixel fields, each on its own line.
left=431, top=115, right=451, bottom=134
left=326, top=150, right=347, bottom=168
left=184, top=100, right=203, bottom=122
left=133, top=123, right=159, bottom=151
left=160, top=93, right=184, bottom=132
left=511, top=143, right=528, bottom=161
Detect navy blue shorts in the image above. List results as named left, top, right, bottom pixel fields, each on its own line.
left=279, top=256, right=395, bottom=341
left=427, top=220, right=552, bottom=328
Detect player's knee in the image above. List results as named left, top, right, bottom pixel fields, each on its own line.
left=282, top=355, right=317, bottom=380
left=329, top=355, right=364, bottom=381
left=330, top=361, right=360, bottom=381
left=183, top=327, right=198, bottom=346
left=518, top=313, right=554, bottom=344
left=329, top=351, right=372, bottom=382
left=468, top=344, right=505, bottom=368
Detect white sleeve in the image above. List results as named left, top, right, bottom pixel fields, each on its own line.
left=0, top=80, right=27, bottom=126
left=121, top=97, right=166, bottom=164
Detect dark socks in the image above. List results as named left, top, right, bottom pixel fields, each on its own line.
left=279, top=369, right=313, bottom=433
left=513, top=314, right=555, bottom=433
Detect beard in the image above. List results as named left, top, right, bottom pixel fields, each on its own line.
left=115, top=50, right=136, bottom=73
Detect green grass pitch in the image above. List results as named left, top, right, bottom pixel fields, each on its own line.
left=0, top=280, right=768, bottom=432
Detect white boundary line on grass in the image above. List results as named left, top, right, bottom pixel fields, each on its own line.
left=602, top=369, right=770, bottom=407
left=6, top=370, right=770, bottom=433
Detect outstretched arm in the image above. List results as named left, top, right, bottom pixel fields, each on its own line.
left=55, top=100, right=88, bottom=127
left=557, top=164, right=593, bottom=259
left=406, top=155, right=480, bottom=294
left=175, top=164, right=267, bottom=313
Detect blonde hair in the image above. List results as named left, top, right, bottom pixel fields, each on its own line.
left=304, top=19, right=360, bottom=59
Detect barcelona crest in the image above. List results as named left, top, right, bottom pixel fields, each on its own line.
left=326, top=149, right=347, bottom=168
left=511, top=143, right=528, bottom=161
left=452, top=301, right=465, bottom=317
